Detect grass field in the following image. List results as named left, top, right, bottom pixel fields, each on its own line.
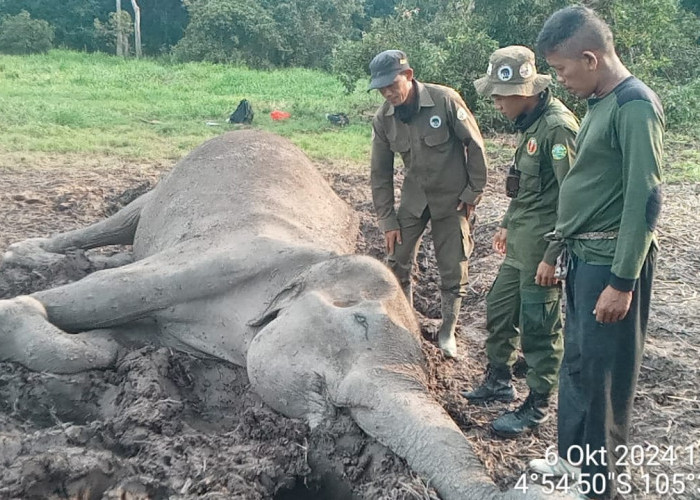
left=0, top=50, right=697, bottom=182
left=0, top=50, right=383, bottom=163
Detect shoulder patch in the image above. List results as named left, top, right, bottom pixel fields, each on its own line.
left=551, top=144, right=568, bottom=160
left=457, top=107, right=469, bottom=121
left=614, top=77, right=663, bottom=118
left=526, top=137, right=538, bottom=155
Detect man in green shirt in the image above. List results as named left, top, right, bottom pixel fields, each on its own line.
left=369, top=50, right=488, bottom=359
left=461, top=46, right=578, bottom=438
left=529, top=7, right=664, bottom=498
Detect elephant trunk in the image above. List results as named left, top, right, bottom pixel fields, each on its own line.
left=343, top=370, right=501, bottom=500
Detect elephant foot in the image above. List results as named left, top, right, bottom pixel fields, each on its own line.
left=2, top=238, right=65, bottom=269
left=0, top=296, right=119, bottom=373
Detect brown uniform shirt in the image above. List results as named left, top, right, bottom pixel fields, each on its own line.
left=371, top=81, right=488, bottom=232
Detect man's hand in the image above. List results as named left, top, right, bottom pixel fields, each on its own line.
left=385, top=229, right=402, bottom=255
left=594, top=285, right=633, bottom=323
left=492, top=228, right=507, bottom=255
left=535, top=261, right=559, bottom=287
left=456, top=201, right=475, bottom=219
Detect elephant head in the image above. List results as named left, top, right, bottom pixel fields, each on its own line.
left=246, top=255, right=500, bottom=500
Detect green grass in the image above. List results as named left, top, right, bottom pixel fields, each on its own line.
left=0, top=50, right=382, bottom=162
left=0, top=50, right=697, bottom=184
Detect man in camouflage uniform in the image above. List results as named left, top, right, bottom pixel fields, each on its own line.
left=369, top=49, right=488, bottom=359
left=461, top=46, right=579, bottom=438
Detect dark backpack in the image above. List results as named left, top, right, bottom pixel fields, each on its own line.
left=228, top=99, right=254, bottom=124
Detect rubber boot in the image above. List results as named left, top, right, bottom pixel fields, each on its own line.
left=437, top=291, right=461, bottom=358
left=461, top=364, right=516, bottom=404
left=401, top=281, right=413, bottom=308
left=491, top=390, right=550, bottom=438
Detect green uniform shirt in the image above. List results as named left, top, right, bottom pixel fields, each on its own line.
left=556, top=77, right=664, bottom=291
left=371, top=81, right=488, bottom=231
left=501, top=93, right=579, bottom=271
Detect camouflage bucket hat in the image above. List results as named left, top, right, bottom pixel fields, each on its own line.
left=474, top=45, right=551, bottom=97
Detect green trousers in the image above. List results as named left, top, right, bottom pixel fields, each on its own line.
left=485, top=262, right=563, bottom=395
left=388, top=206, right=473, bottom=296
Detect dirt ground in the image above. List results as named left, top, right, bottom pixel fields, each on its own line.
left=0, top=141, right=698, bottom=500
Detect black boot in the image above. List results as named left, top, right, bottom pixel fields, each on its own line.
left=461, top=364, right=516, bottom=404
left=491, top=390, right=550, bottom=438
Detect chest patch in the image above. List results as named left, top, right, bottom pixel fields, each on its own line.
left=526, top=137, right=538, bottom=155
left=429, top=115, right=442, bottom=128
left=552, top=143, right=568, bottom=160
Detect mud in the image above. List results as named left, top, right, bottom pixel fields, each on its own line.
left=0, top=149, right=698, bottom=499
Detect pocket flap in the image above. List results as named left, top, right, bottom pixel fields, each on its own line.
left=423, top=127, right=450, bottom=147
left=517, top=155, right=541, bottom=176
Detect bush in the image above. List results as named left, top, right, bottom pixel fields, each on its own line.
left=0, top=10, right=54, bottom=55
left=332, top=3, right=497, bottom=109
left=263, top=0, right=364, bottom=70
left=657, top=78, right=700, bottom=133
left=172, top=0, right=284, bottom=67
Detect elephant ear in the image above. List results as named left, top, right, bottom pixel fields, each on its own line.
left=248, top=280, right=305, bottom=327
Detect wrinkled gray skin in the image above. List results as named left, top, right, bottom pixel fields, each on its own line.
left=0, top=131, right=553, bottom=500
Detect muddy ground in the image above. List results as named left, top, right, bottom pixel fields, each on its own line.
left=0, top=143, right=698, bottom=500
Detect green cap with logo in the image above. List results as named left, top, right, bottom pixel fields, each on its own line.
left=474, top=45, right=551, bottom=97
left=368, top=49, right=411, bottom=90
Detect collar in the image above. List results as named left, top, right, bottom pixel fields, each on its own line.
left=385, top=80, right=435, bottom=116
left=514, top=88, right=551, bottom=132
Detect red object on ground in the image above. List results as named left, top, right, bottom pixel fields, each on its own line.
left=270, top=110, right=291, bottom=121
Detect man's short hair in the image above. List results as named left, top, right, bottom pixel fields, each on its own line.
left=536, top=6, right=613, bottom=57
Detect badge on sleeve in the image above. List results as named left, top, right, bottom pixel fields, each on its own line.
left=526, top=137, right=538, bottom=155
left=552, top=143, right=568, bottom=160
left=429, top=115, right=442, bottom=128
left=457, top=107, right=469, bottom=121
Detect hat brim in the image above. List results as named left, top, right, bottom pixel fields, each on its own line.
left=368, top=70, right=401, bottom=91
left=474, top=74, right=551, bottom=97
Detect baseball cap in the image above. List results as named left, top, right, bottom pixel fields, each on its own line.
left=368, top=50, right=411, bottom=90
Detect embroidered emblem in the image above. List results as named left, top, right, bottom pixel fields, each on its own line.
left=497, top=65, right=513, bottom=81
left=552, top=143, right=568, bottom=160
left=399, top=58, right=407, bottom=65
left=526, top=137, right=538, bottom=155
left=486, top=63, right=493, bottom=76
left=519, top=62, right=533, bottom=79
left=457, top=107, right=469, bottom=121
left=429, top=115, right=442, bottom=128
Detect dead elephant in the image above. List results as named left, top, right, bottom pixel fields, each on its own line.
left=0, top=130, right=544, bottom=500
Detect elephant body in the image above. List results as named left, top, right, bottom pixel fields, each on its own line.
left=0, top=130, right=547, bottom=500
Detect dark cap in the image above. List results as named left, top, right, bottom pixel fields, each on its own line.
left=368, top=50, right=411, bottom=90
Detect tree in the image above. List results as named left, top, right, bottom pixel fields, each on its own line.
left=94, top=8, right=132, bottom=55
left=130, top=0, right=141, bottom=57
left=172, top=0, right=284, bottom=66
left=0, top=10, right=54, bottom=54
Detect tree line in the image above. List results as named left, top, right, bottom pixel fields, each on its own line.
left=0, top=0, right=698, bottom=130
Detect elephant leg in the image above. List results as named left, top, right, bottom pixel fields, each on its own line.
left=0, top=296, right=121, bottom=373
left=30, top=240, right=321, bottom=333
left=2, top=191, right=152, bottom=268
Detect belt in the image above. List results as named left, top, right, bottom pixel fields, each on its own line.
left=569, top=231, right=619, bottom=240
left=544, top=230, right=618, bottom=242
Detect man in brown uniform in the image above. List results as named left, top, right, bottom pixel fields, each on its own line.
left=369, top=50, right=488, bottom=358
